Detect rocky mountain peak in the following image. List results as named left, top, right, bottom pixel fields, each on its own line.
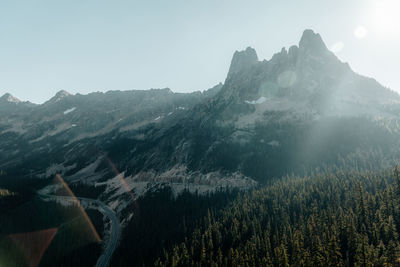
left=216, top=29, right=399, bottom=118
left=49, top=90, right=72, bottom=103
left=55, top=90, right=71, bottom=98
left=299, top=29, right=328, bottom=54
left=227, top=47, right=258, bottom=78
left=0, top=93, right=21, bottom=104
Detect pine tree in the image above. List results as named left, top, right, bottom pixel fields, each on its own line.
left=354, top=234, right=373, bottom=267
left=327, top=227, right=343, bottom=266
left=274, top=243, right=289, bottom=267
left=180, top=243, right=190, bottom=266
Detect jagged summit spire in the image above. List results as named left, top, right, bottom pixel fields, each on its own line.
left=228, top=47, right=258, bottom=77
left=227, top=30, right=330, bottom=80
left=299, top=29, right=328, bottom=53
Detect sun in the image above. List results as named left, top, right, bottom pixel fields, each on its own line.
left=354, top=26, right=368, bottom=39
left=372, top=0, right=400, bottom=36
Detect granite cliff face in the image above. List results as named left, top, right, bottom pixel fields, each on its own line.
left=1, top=30, right=400, bottom=208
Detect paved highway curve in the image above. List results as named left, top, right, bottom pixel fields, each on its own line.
left=39, top=194, right=120, bottom=267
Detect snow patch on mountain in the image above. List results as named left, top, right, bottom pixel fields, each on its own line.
left=43, top=163, right=77, bottom=178
left=267, top=140, right=280, bottom=147
left=245, top=96, right=268, bottom=105
left=63, top=107, right=76, bottom=115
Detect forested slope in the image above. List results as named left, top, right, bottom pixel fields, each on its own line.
left=156, top=167, right=400, bottom=266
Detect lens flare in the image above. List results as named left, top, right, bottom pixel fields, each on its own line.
left=9, top=228, right=58, bottom=267
left=55, top=174, right=102, bottom=243
left=105, top=156, right=137, bottom=201
left=104, top=156, right=140, bottom=215
left=330, top=41, right=344, bottom=53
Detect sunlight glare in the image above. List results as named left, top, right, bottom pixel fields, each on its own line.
left=373, top=0, right=400, bottom=36
left=330, top=41, right=344, bottom=53
left=354, top=26, right=368, bottom=39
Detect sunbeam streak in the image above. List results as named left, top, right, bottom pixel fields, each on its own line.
left=105, top=156, right=138, bottom=204
left=55, top=174, right=102, bottom=243
left=9, top=228, right=58, bottom=267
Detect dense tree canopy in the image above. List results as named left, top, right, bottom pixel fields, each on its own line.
left=155, top=168, right=400, bottom=266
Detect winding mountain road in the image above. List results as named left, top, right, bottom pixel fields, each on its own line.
left=39, top=193, right=120, bottom=267
left=92, top=198, right=120, bottom=267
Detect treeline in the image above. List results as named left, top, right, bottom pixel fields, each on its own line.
left=156, top=167, right=400, bottom=266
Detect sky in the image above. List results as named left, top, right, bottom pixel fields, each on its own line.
left=0, top=0, right=399, bottom=103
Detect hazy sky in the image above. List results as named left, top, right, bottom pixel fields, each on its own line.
left=1, top=0, right=399, bottom=103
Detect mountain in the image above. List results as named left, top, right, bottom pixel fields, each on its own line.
left=112, top=29, right=400, bottom=184
left=0, top=93, right=36, bottom=107
left=0, top=93, right=21, bottom=104
left=0, top=87, right=215, bottom=170
left=0, top=93, right=37, bottom=123
left=45, top=90, right=72, bottom=104
left=1, top=29, right=400, bottom=211
left=218, top=29, right=399, bottom=119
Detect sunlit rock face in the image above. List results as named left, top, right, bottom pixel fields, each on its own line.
left=1, top=30, right=400, bottom=202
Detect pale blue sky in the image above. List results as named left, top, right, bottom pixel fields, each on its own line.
left=0, top=0, right=399, bottom=103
